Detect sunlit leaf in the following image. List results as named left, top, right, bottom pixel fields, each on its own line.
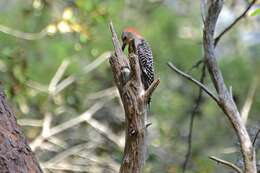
left=62, top=8, right=73, bottom=20
left=57, top=21, right=72, bottom=33
left=46, top=24, right=57, bottom=35
left=32, top=0, right=43, bottom=10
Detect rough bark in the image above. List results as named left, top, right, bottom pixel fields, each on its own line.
left=109, top=22, right=159, bottom=173
left=203, top=1, right=257, bottom=173
left=0, top=89, right=43, bottom=173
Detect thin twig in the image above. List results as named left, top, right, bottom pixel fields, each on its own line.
left=192, top=0, right=257, bottom=73
left=253, top=128, right=260, bottom=146
left=53, top=76, right=76, bottom=95
left=43, top=163, right=96, bottom=172
left=187, top=59, right=204, bottom=74
left=0, top=24, right=47, bottom=40
left=30, top=94, right=122, bottom=152
left=167, top=62, right=219, bottom=103
left=144, top=79, right=160, bottom=101
left=42, top=143, right=93, bottom=167
left=87, top=87, right=118, bottom=100
left=47, top=137, right=68, bottom=149
left=241, top=79, right=258, bottom=124
left=42, top=112, right=52, bottom=138
left=82, top=52, right=111, bottom=74
left=209, top=156, right=243, bottom=173
left=54, top=51, right=111, bottom=95
left=26, top=80, right=48, bottom=92
left=27, top=52, right=111, bottom=96
left=49, top=103, right=103, bottom=137
left=86, top=117, right=124, bottom=149
left=48, top=59, right=70, bottom=94
left=18, top=119, right=43, bottom=127
left=109, top=22, right=124, bottom=58
left=182, top=64, right=206, bottom=173
left=214, top=0, right=258, bottom=46
left=30, top=101, right=105, bottom=150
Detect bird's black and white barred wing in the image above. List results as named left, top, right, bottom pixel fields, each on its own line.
left=137, top=39, right=155, bottom=90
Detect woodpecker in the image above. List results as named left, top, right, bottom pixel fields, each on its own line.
left=121, top=28, right=155, bottom=103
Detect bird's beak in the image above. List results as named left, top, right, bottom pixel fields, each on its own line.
left=122, top=41, right=126, bottom=51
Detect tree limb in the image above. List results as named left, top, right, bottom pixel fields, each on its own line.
left=182, top=64, right=206, bottom=173
left=187, top=59, right=204, bottom=74
left=203, top=1, right=257, bottom=172
left=167, top=62, right=219, bottom=103
left=241, top=79, right=258, bottom=124
left=253, top=128, right=260, bottom=146
left=214, top=0, right=258, bottom=46
left=144, top=79, right=160, bottom=102
left=191, top=0, right=257, bottom=72
left=0, top=24, right=47, bottom=40
left=109, top=22, right=125, bottom=59
left=209, top=156, right=243, bottom=173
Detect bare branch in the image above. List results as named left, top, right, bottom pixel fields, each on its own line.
left=190, top=0, right=256, bottom=73
left=53, top=75, right=76, bottom=95
left=30, top=101, right=105, bottom=151
left=42, top=143, right=93, bottom=168
left=86, top=117, right=124, bottom=149
left=144, top=79, right=160, bottom=101
left=42, top=112, right=52, bottom=138
left=187, top=59, right=204, bottom=74
left=48, top=59, right=70, bottom=94
left=26, top=80, right=48, bottom=92
left=109, top=22, right=124, bottom=58
left=200, top=0, right=207, bottom=24
left=47, top=137, right=67, bottom=149
left=109, top=22, right=130, bottom=88
left=241, top=79, right=258, bottom=124
left=27, top=51, right=111, bottom=96
left=193, top=0, right=257, bottom=73
left=167, top=62, right=219, bottom=103
left=87, top=87, right=118, bottom=100
left=203, top=1, right=257, bottom=172
left=182, top=64, right=206, bottom=173
left=214, top=0, right=258, bottom=46
left=18, top=118, right=43, bottom=127
left=83, top=51, right=111, bottom=73
left=209, top=156, right=243, bottom=173
left=253, top=128, right=260, bottom=146
left=0, top=24, right=47, bottom=40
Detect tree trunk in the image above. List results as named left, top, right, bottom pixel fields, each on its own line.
left=0, top=89, right=43, bottom=173
left=203, top=1, right=257, bottom=172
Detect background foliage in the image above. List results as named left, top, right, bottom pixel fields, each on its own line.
left=0, top=0, right=259, bottom=172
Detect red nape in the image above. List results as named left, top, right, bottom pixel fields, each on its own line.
left=123, top=27, right=142, bottom=38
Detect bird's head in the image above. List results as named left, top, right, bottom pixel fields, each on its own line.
left=121, top=27, right=142, bottom=51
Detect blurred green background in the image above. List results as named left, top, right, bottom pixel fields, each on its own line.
left=0, top=0, right=259, bottom=172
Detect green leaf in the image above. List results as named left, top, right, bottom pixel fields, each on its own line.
left=250, top=8, right=260, bottom=16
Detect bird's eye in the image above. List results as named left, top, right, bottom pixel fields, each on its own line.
left=122, top=36, right=127, bottom=41
left=121, top=32, right=128, bottom=42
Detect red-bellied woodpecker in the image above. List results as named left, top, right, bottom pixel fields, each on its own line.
left=121, top=28, right=155, bottom=104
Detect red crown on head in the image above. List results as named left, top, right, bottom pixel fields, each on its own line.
left=123, top=27, right=142, bottom=38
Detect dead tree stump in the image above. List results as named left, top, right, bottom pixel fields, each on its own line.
left=109, top=22, right=159, bottom=173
